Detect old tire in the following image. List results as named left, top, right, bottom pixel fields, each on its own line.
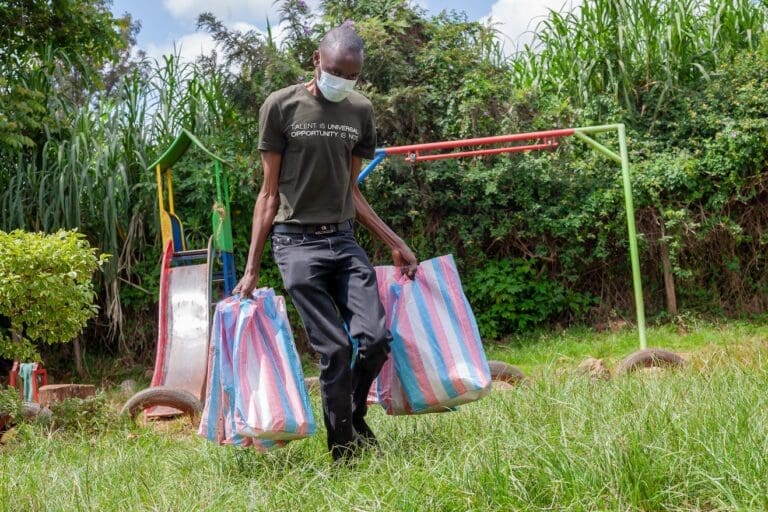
left=120, top=386, right=202, bottom=419
left=617, top=349, right=686, bottom=375
left=488, top=360, right=527, bottom=388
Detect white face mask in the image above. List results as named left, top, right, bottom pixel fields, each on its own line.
left=316, top=60, right=357, bottom=102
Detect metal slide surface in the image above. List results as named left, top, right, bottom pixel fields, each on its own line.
left=147, top=244, right=210, bottom=417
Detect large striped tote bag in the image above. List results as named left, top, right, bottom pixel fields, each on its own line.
left=199, top=295, right=282, bottom=450
left=371, top=254, right=492, bottom=415
left=199, top=290, right=315, bottom=448
left=231, top=290, right=316, bottom=440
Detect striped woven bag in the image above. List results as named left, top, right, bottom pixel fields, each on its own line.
left=369, top=254, right=492, bottom=415
left=199, top=290, right=315, bottom=448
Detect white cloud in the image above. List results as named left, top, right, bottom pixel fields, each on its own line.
left=163, top=0, right=276, bottom=23
left=230, top=21, right=261, bottom=33
left=484, top=0, right=582, bottom=55
left=154, top=0, right=318, bottom=62
left=144, top=32, right=219, bottom=64
left=141, top=20, right=294, bottom=65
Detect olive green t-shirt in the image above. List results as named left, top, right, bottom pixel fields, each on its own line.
left=258, top=84, right=377, bottom=224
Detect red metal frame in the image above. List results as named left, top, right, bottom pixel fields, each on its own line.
left=411, top=141, right=559, bottom=162
left=382, top=128, right=575, bottom=161
left=9, top=361, right=49, bottom=402
left=357, top=127, right=578, bottom=184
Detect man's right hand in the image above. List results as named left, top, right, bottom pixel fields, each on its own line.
left=392, top=247, right=418, bottom=279
left=232, top=271, right=259, bottom=298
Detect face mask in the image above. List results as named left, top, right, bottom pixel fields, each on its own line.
left=316, top=61, right=357, bottom=102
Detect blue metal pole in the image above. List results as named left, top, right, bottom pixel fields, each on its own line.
left=357, top=149, right=387, bottom=184
left=222, top=251, right=236, bottom=296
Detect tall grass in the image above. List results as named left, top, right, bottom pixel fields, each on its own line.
left=514, top=0, right=767, bottom=119
left=3, top=350, right=768, bottom=510
left=0, top=53, right=229, bottom=344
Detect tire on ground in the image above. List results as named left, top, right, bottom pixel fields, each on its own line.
left=488, top=360, right=527, bottom=387
left=120, top=386, right=202, bottom=419
left=617, top=348, right=686, bottom=375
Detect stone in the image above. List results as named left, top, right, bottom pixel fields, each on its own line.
left=577, top=357, right=611, bottom=381
left=120, top=379, right=137, bottom=394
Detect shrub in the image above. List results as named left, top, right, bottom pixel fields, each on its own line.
left=0, top=386, right=22, bottom=427
left=466, top=258, right=595, bottom=340
left=0, top=229, right=107, bottom=360
left=47, top=394, right=122, bottom=435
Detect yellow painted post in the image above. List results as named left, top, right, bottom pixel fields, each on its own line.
left=156, top=164, right=173, bottom=249
left=166, top=168, right=175, bottom=215
left=155, top=164, right=165, bottom=211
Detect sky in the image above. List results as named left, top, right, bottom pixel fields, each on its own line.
left=110, top=0, right=582, bottom=62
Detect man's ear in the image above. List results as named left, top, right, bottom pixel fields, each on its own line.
left=312, top=50, right=320, bottom=68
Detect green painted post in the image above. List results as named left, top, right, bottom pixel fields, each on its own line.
left=576, top=125, right=648, bottom=348
left=573, top=130, right=621, bottom=164
left=617, top=124, right=648, bottom=349
left=220, top=160, right=233, bottom=252
left=211, top=160, right=234, bottom=252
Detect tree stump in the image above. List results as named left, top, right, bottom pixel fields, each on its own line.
left=38, top=384, right=96, bottom=407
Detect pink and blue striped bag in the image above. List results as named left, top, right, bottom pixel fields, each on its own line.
left=199, top=289, right=315, bottom=448
left=369, top=254, right=492, bottom=415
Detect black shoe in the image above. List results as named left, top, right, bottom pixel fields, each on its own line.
left=330, top=440, right=362, bottom=463
left=352, top=418, right=379, bottom=448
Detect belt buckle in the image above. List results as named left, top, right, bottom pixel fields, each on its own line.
left=314, top=224, right=336, bottom=235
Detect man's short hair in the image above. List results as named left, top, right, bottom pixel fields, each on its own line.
left=319, top=24, right=364, bottom=55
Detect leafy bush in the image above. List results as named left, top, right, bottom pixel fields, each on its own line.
left=0, top=230, right=107, bottom=360
left=47, top=394, right=122, bottom=434
left=466, top=259, right=594, bottom=340
left=0, top=386, right=23, bottom=427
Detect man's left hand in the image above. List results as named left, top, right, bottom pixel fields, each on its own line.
left=392, top=246, right=418, bottom=279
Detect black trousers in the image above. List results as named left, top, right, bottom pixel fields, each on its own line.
left=271, top=227, right=391, bottom=454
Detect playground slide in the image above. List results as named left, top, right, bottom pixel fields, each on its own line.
left=146, top=243, right=210, bottom=417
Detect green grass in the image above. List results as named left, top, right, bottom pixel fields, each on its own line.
left=486, top=317, right=768, bottom=376
left=2, top=320, right=768, bottom=511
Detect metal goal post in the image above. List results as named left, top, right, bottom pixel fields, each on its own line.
left=357, top=124, right=647, bottom=349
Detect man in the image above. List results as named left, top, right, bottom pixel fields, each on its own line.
left=232, top=24, right=418, bottom=461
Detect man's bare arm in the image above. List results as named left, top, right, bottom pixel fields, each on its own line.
left=232, top=151, right=282, bottom=296
left=351, top=155, right=418, bottom=278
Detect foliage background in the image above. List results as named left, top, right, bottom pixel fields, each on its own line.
left=1, top=0, right=767, bottom=366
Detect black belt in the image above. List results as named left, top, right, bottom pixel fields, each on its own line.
left=272, top=219, right=353, bottom=235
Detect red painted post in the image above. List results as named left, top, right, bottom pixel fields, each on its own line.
left=9, top=361, right=49, bottom=402
left=9, top=361, right=18, bottom=389
left=31, top=365, right=48, bottom=402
